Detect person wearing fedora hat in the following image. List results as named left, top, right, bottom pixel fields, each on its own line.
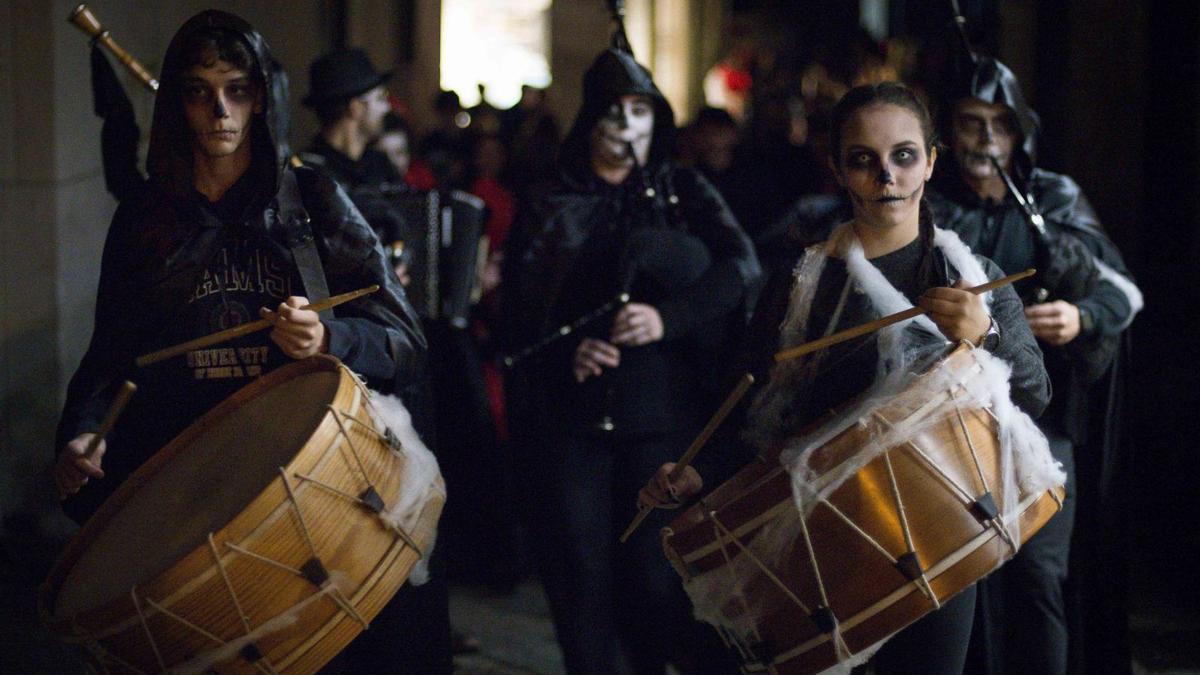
left=301, top=48, right=479, bottom=674
left=300, top=48, right=415, bottom=290
left=300, top=48, right=396, bottom=192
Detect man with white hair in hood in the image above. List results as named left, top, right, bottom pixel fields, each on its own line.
left=928, top=55, right=1143, bottom=675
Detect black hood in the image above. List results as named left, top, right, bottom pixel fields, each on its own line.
left=944, top=56, right=1040, bottom=184
left=560, top=48, right=676, bottom=179
left=146, top=10, right=284, bottom=207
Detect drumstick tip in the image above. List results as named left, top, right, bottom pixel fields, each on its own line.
left=619, top=506, right=651, bottom=543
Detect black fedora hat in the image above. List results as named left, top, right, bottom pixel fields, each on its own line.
left=303, top=48, right=392, bottom=106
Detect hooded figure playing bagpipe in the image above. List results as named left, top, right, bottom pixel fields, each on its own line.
left=504, top=5, right=761, bottom=671
left=925, top=10, right=1144, bottom=674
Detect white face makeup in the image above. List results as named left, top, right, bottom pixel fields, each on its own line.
left=356, top=85, right=390, bottom=141
left=835, top=102, right=936, bottom=232
left=951, top=98, right=1017, bottom=182
left=376, top=130, right=409, bottom=177
left=591, top=94, right=655, bottom=169
left=182, top=60, right=262, bottom=160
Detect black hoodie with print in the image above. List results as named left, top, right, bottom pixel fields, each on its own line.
left=57, top=10, right=425, bottom=523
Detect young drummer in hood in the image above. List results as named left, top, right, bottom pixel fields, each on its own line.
left=54, top=10, right=424, bottom=525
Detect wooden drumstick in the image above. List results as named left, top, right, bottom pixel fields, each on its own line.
left=619, top=372, right=756, bottom=543
left=82, top=381, right=137, bottom=462
left=69, top=4, right=159, bottom=92
left=135, top=285, right=380, bottom=367
left=773, top=268, right=1036, bottom=364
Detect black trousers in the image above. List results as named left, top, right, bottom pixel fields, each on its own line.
left=321, top=528, right=453, bottom=674
left=526, top=427, right=734, bottom=674
left=866, top=584, right=978, bottom=675
left=967, top=429, right=1076, bottom=675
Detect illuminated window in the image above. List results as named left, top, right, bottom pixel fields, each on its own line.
left=440, top=0, right=551, bottom=109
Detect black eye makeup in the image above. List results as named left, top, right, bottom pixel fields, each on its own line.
left=843, top=149, right=877, bottom=170
left=182, top=81, right=211, bottom=103
left=891, top=146, right=919, bottom=166
left=181, top=78, right=256, bottom=105
left=956, top=113, right=1012, bottom=138
left=224, top=81, right=256, bottom=102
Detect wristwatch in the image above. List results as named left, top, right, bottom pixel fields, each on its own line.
left=1078, top=306, right=1095, bottom=336
left=978, top=316, right=1000, bottom=352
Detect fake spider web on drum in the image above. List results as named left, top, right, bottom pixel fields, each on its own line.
left=662, top=224, right=1066, bottom=675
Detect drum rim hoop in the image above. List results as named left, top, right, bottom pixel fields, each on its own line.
left=40, top=355, right=347, bottom=624
left=666, top=344, right=984, bottom=538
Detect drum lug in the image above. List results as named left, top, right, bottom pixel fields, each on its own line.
left=359, top=486, right=386, bottom=513
left=384, top=427, right=404, bottom=453
left=301, top=557, right=331, bottom=587
left=894, top=551, right=924, bottom=581
left=240, top=641, right=265, bottom=664
left=809, top=604, right=838, bottom=634
left=969, top=491, right=1000, bottom=522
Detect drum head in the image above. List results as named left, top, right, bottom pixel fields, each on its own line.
left=53, top=362, right=341, bottom=618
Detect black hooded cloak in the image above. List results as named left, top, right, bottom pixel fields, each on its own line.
left=929, top=54, right=1142, bottom=675
left=508, top=48, right=762, bottom=436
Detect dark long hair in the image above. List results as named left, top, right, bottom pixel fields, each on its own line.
left=830, top=82, right=941, bottom=286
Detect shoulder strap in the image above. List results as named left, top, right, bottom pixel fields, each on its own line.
left=277, top=169, right=332, bottom=318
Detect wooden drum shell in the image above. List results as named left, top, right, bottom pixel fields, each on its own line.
left=663, top=347, right=1064, bottom=674
left=40, top=356, right=444, bottom=674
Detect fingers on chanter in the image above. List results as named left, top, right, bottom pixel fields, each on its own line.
left=1024, top=302, right=1062, bottom=318
left=589, top=339, right=621, bottom=366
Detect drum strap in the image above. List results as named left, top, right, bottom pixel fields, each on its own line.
left=277, top=169, right=332, bottom=319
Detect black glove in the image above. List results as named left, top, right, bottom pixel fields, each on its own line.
left=1032, top=227, right=1099, bottom=303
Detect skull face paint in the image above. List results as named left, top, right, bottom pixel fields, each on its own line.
left=591, top=94, right=655, bottom=170
left=182, top=59, right=262, bottom=160
left=835, top=102, right=936, bottom=231
left=951, top=98, right=1017, bottom=182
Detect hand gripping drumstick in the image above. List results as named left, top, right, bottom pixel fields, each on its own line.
left=619, top=373, right=755, bottom=543
left=69, top=4, right=159, bottom=92
left=773, top=268, right=1036, bottom=364
left=83, top=380, right=137, bottom=457
left=135, top=285, right=380, bottom=367
left=60, top=380, right=137, bottom=499
left=618, top=268, right=1034, bottom=542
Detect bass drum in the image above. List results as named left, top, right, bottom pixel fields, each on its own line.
left=662, top=344, right=1064, bottom=674
left=40, top=356, right=444, bottom=674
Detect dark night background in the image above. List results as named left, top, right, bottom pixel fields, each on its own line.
left=1, top=0, right=1196, bottom=671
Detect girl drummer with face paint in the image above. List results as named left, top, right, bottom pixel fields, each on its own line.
left=507, top=47, right=761, bottom=673
left=638, top=82, right=1051, bottom=674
